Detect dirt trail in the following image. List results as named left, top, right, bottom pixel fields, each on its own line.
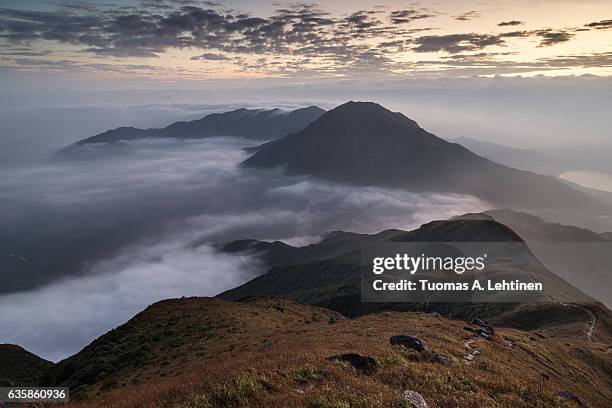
left=560, top=303, right=596, bottom=342
left=463, top=338, right=481, bottom=363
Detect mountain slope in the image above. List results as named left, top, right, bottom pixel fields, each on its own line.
left=217, top=217, right=606, bottom=341
left=0, top=344, right=54, bottom=386
left=42, top=297, right=612, bottom=408
left=72, top=106, right=325, bottom=145
left=243, top=101, right=609, bottom=215
left=474, top=209, right=612, bottom=308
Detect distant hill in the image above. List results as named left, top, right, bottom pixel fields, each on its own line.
left=219, top=230, right=399, bottom=269
left=0, top=344, right=54, bottom=386
left=467, top=209, right=612, bottom=308
left=451, top=136, right=560, bottom=175
left=70, top=106, right=325, bottom=145
left=40, top=297, right=612, bottom=407
left=454, top=137, right=612, bottom=184
left=243, top=101, right=610, bottom=216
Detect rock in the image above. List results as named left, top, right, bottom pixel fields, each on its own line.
left=327, top=353, right=378, bottom=375
left=477, top=327, right=494, bottom=339
left=469, top=318, right=495, bottom=338
left=432, top=353, right=452, bottom=366
left=428, top=312, right=441, bottom=317
left=258, top=339, right=273, bottom=352
left=401, top=390, right=428, bottom=408
left=557, top=390, right=584, bottom=406
left=469, top=318, right=488, bottom=326
left=390, top=335, right=429, bottom=352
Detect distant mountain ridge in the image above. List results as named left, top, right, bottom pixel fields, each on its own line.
left=454, top=136, right=612, bottom=177
left=243, top=101, right=610, bottom=216
left=218, top=216, right=601, bottom=324
left=71, top=106, right=325, bottom=145
left=451, top=136, right=559, bottom=175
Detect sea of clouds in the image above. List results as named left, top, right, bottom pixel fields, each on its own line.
left=0, top=133, right=486, bottom=361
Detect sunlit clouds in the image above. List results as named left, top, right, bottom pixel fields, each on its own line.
left=0, top=0, right=610, bottom=80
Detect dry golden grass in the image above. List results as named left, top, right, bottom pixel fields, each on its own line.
left=48, top=297, right=611, bottom=408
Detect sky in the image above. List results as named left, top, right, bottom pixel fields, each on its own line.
left=0, top=0, right=610, bottom=84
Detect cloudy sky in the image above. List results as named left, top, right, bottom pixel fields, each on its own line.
left=0, top=0, right=610, bottom=82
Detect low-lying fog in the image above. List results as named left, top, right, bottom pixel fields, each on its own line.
left=0, top=136, right=486, bottom=362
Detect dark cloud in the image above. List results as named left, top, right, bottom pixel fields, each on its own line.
left=389, top=9, right=434, bottom=24
left=585, top=19, right=612, bottom=30
left=498, top=20, right=523, bottom=26
left=534, top=29, right=574, bottom=47
left=191, top=52, right=229, bottom=60
left=412, top=28, right=575, bottom=54
left=454, top=11, right=479, bottom=21
left=412, top=33, right=505, bottom=53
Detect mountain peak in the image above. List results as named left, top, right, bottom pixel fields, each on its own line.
left=243, top=101, right=608, bottom=214
left=315, top=101, right=420, bottom=131
left=334, top=100, right=386, bottom=111
left=243, top=100, right=459, bottom=187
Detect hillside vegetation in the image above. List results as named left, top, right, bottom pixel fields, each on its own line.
left=42, top=297, right=611, bottom=408
left=0, top=344, right=54, bottom=386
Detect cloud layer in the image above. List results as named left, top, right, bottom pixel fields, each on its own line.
left=0, top=1, right=609, bottom=78
left=0, top=135, right=486, bottom=361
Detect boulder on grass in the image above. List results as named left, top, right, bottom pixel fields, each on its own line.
left=390, top=335, right=429, bottom=352
left=327, top=353, right=378, bottom=375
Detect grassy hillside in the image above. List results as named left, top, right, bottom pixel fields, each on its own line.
left=44, top=297, right=611, bottom=408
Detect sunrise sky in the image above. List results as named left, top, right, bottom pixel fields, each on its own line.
left=0, top=0, right=610, bottom=83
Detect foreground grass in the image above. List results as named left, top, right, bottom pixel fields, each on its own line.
left=50, top=298, right=610, bottom=408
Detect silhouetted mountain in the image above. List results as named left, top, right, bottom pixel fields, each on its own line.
left=71, top=106, right=325, bottom=145
left=244, top=102, right=609, bottom=215
left=0, top=344, right=54, bottom=386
